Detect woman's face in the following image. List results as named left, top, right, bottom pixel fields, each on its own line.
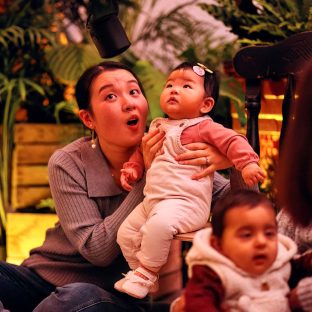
left=83, top=69, right=148, bottom=152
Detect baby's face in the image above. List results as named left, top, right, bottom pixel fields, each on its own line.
left=160, top=68, right=212, bottom=119
left=218, top=204, right=278, bottom=276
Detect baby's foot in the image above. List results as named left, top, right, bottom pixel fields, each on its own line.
left=114, top=266, right=158, bottom=299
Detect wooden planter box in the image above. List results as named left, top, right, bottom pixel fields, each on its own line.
left=11, top=123, right=85, bottom=210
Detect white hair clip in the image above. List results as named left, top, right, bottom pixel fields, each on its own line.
left=193, top=63, right=213, bottom=77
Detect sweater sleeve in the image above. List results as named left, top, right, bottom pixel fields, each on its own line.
left=185, top=265, right=225, bottom=312
left=197, top=120, right=259, bottom=171
left=48, top=149, right=145, bottom=267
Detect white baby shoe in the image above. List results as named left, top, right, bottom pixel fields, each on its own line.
left=114, top=266, right=159, bottom=299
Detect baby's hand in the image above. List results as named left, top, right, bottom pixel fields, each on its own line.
left=241, top=163, right=266, bottom=187
left=120, top=168, right=139, bottom=191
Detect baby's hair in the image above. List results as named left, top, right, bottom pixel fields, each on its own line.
left=75, top=61, right=145, bottom=111
left=172, top=61, right=219, bottom=103
left=212, top=190, right=275, bottom=238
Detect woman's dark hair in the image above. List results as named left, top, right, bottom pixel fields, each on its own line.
left=173, top=61, right=220, bottom=103
left=75, top=61, right=146, bottom=110
left=276, top=61, right=312, bottom=226
left=212, top=190, right=274, bottom=238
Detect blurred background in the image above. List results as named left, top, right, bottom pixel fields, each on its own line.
left=0, top=0, right=311, bottom=262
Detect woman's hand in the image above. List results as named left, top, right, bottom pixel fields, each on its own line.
left=289, top=277, right=312, bottom=312
left=141, top=128, right=165, bottom=169
left=175, top=143, right=232, bottom=180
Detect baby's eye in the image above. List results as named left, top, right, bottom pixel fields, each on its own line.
left=130, top=89, right=140, bottom=95
left=183, top=84, right=192, bottom=89
left=165, top=83, right=173, bottom=88
left=239, top=231, right=252, bottom=239
left=105, top=93, right=117, bottom=101
left=265, top=229, right=277, bottom=238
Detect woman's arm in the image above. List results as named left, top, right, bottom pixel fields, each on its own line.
left=48, top=150, right=145, bottom=267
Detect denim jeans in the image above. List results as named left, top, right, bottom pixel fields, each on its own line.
left=0, top=261, right=55, bottom=312
left=33, top=283, right=152, bottom=312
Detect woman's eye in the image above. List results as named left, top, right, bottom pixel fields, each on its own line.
left=105, top=93, right=117, bottom=101
left=130, top=89, right=140, bottom=95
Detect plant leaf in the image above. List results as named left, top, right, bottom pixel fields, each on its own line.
left=46, top=44, right=103, bottom=84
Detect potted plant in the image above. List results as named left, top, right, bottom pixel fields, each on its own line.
left=198, top=0, right=312, bottom=45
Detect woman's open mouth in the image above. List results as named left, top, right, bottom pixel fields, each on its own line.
left=127, top=116, right=139, bottom=127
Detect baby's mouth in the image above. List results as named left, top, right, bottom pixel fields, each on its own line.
left=168, top=97, right=178, bottom=103
left=253, top=254, right=267, bottom=263
left=127, top=117, right=139, bottom=126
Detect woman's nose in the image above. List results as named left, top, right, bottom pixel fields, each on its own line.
left=122, top=99, right=136, bottom=112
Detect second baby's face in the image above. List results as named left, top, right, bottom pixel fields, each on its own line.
left=218, top=204, right=278, bottom=276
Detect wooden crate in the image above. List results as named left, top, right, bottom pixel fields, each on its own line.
left=11, top=123, right=84, bottom=210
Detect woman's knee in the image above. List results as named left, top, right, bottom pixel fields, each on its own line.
left=33, top=283, right=128, bottom=312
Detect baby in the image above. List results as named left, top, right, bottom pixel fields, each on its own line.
left=114, top=62, right=265, bottom=299
left=184, top=189, right=297, bottom=312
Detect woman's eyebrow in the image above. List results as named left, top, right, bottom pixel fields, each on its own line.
left=98, top=80, right=139, bottom=94
left=127, top=79, right=139, bottom=85
left=98, top=84, right=113, bottom=94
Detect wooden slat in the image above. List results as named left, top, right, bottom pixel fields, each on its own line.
left=174, top=223, right=211, bottom=242
left=14, top=144, right=62, bottom=165
left=232, top=117, right=282, bottom=132
left=14, top=123, right=85, bottom=144
left=12, top=186, right=51, bottom=209
left=13, top=166, right=48, bottom=186
left=11, top=123, right=85, bottom=210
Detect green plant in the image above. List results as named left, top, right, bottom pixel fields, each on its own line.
left=199, top=0, right=312, bottom=45
left=0, top=1, right=57, bottom=230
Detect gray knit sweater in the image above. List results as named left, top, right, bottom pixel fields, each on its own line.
left=277, top=209, right=312, bottom=254
left=21, top=137, right=236, bottom=290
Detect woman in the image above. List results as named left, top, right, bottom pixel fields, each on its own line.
left=0, top=61, right=244, bottom=312
left=276, top=61, right=312, bottom=312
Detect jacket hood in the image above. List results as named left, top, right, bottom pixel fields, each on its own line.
left=186, top=227, right=297, bottom=277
